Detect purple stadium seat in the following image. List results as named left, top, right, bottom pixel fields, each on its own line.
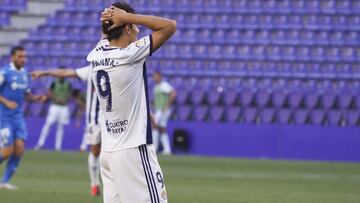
left=207, top=89, right=222, bottom=105
left=320, top=93, right=337, bottom=109
left=304, top=93, right=320, bottom=109
left=240, top=88, right=255, bottom=107
left=288, top=91, right=304, bottom=108
left=177, top=105, right=192, bottom=121
left=272, top=90, right=288, bottom=108
left=29, top=102, right=45, bottom=117
left=338, top=93, right=354, bottom=109
left=255, top=90, right=271, bottom=107
left=193, top=105, right=208, bottom=122
left=243, top=108, right=258, bottom=123
left=328, top=110, right=342, bottom=125
left=345, top=110, right=359, bottom=126
left=175, top=89, right=188, bottom=105
left=356, top=95, right=360, bottom=109
left=260, top=108, right=275, bottom=124
left=310, top=110, right=326, bottom=125
left=294, top=109, right=309, bottom=124
left=223, top=90, right=238, bottom=106
left=277, top=108, right=292, bottom=124
left=224, top=106, right=241, bottom=123
left=209, top=106, right=225, bottom=122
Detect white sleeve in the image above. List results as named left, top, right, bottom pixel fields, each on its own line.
left=161, top=82, right=174, bottom=94
left=125, top=35, right=152, bottom=62
left=0, top=71, right=5, bottom=87
left=75, top=66, right=90, bottom=81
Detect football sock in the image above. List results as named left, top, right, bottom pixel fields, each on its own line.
left=55, top=123, right=64, bottom=151
left=2, top=154, right=21, bottom=183
left=88, top=153, right=100, bottom=187
left=152, top=129, right=160, bottom=152
left=161, top=133, right=171, bottom=154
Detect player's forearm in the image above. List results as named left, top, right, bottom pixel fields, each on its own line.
left=25, top=93, right=39, bottom=102
left=42, top=69, right=76, bottom=78
left=125, top=13, right=176, bottom=33
left=167, top=91, right=176, bottom=106
left=0, top=95, right=10, bottom=104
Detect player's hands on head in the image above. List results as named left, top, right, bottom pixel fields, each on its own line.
left=5, top=100, right=17, bottom=110
left=101, top=6, right=129, bottom=31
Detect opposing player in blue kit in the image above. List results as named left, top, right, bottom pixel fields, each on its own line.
left=0, top=46, right=47, bottom=190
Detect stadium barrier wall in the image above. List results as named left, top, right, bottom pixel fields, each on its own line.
left=25, top=118, right=360, bottom=162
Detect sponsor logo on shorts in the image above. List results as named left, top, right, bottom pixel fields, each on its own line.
left=161, top=189, right=167, bottom=200
left=105, top=119, right=128, bottom=135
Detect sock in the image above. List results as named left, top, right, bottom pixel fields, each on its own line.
left=160, top=132, right=171, bottom=154
left=55, top=123, right=64, bottom=151
left=88, top=153, right=100, bottom=187
left=2, top=155, right=21, bottom=183
left=152, top=129, right=160, bottom=152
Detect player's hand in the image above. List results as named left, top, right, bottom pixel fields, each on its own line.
left=31, top=70, right=45, bottom=79
left=4, top=100, right=17, bottom=109
left=101, top=6, right=129, bottom=30
left=37, top=95, right=48, bottom=103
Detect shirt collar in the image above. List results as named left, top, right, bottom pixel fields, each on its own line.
left=10, top=63, right=24, bottom=72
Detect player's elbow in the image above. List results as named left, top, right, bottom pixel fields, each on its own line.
left=167, top=20, right=177, bottom=36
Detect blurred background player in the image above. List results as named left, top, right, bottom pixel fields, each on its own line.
left=35, top=66, right=72, bottom=151
left=0, top=46, right=47, bottom=190
left=72, top=88, right=86, bottom=130
left=92, top=2, right=176, bottom=202
left=31, top=65, right=102, bottom=196
left=152, top=70, right=176, bottom=154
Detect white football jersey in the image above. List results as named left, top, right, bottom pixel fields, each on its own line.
left=87, top=35, right=153, bottom=152
left=75, top=66, right=102, bottom=126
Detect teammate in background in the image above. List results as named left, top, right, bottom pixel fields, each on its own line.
left=90, top=2, right=176, bottom=202
left=31, top=66, right=102, bottom=196
left=35, top=66, right=72, bottom=151
left=0, top=46, right=47, bottom=190
left=72, top=89, right=86, bottom=129
left=152, top=71, right=176, bottom=154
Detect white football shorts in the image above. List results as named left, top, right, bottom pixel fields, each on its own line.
left=100, top=144, right=168, bottom=203
left=45, top=104, right=70, bottom=125
left=154, top=109, right=172, bottom=128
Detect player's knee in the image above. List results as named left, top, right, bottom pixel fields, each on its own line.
left=1, top=147, right=14, bottom=160
left=14, top=140, right=25, bottom=156
left=159, top=127, right=166, bottom=133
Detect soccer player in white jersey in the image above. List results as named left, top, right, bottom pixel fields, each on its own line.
left=88, top=2, right=176, bottom=203
left=31, top=65, right=105, bottom=196
left=152, top=70, right=176, bottom=154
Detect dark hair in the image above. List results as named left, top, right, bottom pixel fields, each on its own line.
left=10, top=46, right=25, bottom=56
left=102, top=2, right=135, bottom=41
left=59, top=66, right=66, bottom=69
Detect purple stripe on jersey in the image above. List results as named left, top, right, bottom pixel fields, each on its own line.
left=143, top=62, right=153, bottom=144
left=149, top=34, right=153, bottom=56
left=95, top=98, right=100, bottom=125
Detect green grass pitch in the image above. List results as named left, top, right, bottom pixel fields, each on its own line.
left=0, top=151, right=360, bottom=203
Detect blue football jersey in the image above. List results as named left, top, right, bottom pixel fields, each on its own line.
left=0, top=63, right=30, bottom=118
